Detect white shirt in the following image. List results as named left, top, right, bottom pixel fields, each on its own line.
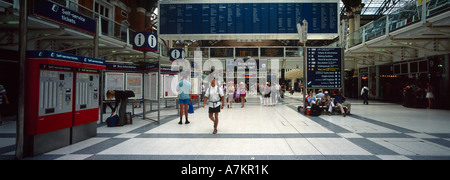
left=205, top=85, right=224, bottom=108
left=361, top=86, right=369, bottom=95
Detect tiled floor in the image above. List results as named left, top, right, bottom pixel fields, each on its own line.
left=1, top=93, right=450, bottom=160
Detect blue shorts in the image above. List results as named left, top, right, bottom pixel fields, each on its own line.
left=179, top=99, right=190, bottom=104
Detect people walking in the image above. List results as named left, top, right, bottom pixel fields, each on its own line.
left=361, top=85, right=369, bottom=105
left=227, top=83, right=235, bottom=108
left=239, top=82, right=247, bottom=108
left=426, top=82, right=435, bottom=109
left=203, top=78, right=225, bottom=134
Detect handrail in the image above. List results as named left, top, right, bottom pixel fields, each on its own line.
left=344, top=0, right=450, bottom=49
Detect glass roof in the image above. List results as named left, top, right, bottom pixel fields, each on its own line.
left=340, top=0, right=414, bottom=16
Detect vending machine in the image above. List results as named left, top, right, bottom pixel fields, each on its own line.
left=72, top=58, right=105, bottom=144
left=24, top=50, right=105, bottom=156
left=24, top=50, right=81, bottom=156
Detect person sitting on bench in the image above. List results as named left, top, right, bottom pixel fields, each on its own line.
left=334, top=91, right=351, bottom=117
left=307, top=91, right=317, bottom=105
left=321, top=91, right=334, bottom=116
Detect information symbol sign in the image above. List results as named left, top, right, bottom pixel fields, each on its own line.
left=148, top=34, right=157, bottom=48
left=171, top=49, right=180, bottom=59
left=134, top=33, right=145, bottom=47
left=169, top=48, right=186, bottom=61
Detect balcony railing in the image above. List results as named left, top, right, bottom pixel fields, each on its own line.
left=345, top=0, right=449, bottom=49
left=6, top=0, right=170, bottom=57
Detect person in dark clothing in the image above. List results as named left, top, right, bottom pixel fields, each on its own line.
left=334, top=92, right=351, bottom=117
left=0, top=84, right=10, bottom=126
left=106, top=90, right=135, bottom=126
left=361, top=86, right=369, bottom=105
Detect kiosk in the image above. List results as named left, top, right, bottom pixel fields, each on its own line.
left=72, top=58, right=105, bottom=144
left=24, top=50, right=105, bottom=156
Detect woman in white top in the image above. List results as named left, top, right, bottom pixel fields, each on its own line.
left=239, top=82, right=247, bottom=108
left=227, top=83, right=235, bottom=108
left=426, top=82, right=434, bottom=109
left=203, top=78, right=224, bottom=134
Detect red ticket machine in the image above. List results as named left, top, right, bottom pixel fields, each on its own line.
left=72, top=58, right=105, bottom=144
left=24, top=50, right=105, bottom=156
left=24, top=50, right=81, bottom=156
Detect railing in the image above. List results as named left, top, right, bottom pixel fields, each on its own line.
left=345, top=0, right=450, bottom=49
left=8, top=0, right=170, bottom=57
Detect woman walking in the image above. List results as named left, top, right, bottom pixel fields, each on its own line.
left=227, top=83, right=235, bottom=108
left=426, top=82, right=435, bottom=109
left=239, top=82, right=247, bottom=108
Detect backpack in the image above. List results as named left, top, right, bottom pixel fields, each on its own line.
left=208, top=86, right=223, bottom=99
left=310, top=104, right=322, bottom=116
left=363, top=88, right=368, bottom=95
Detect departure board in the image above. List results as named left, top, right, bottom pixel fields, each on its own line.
left=306, top=48, right=343, bottom=89
left=159, top=2, right=338, bottom=35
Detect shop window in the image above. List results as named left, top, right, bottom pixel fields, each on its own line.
left=419, top=60, right=428, bottom=72
left=401, top=63, right=408, bottom=74
left=410, top=62, right=418, bottom=73
left=394, top=64, right=401, bottom=74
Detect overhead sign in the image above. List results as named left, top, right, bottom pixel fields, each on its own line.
left=133, top=32, right=158, bottom=52
left=159, top=0, right=339, bottom=40
left=27, top=50, right=105, bottom=66
left=306, top=48, right=343, bottom=88
left=169, top=48, right=186, bottom=61
left=33, top=0, right=96, bottom=34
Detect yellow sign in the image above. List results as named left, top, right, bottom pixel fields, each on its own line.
left=417, top=0, right=430, bottom=6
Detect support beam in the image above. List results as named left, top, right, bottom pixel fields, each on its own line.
left=60, top=43, right=91, bottom=52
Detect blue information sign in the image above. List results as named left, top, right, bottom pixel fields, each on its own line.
left=307, top=48, right=343, bottom=89
left=27, top=50, right=105, bottom=66
left=169, top=48, right=186, bottom=61
left=133, top=32, right=158, bottom=52
left=33, top=0, right=96, bottom=34
left=159, top=2, right=338, bottom=35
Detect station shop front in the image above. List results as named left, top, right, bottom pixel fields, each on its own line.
left=357, top=54, right=449, bottom=109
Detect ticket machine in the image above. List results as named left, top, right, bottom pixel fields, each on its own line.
left=24, top=50, right=105, bottom=156
left=24, top=50, right=81, bottom=156
left=72, top=58, right=105, bottom=144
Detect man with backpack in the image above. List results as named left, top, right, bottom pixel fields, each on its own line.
left=203, top=78, right=224, bottom=134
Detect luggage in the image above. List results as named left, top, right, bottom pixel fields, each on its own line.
left=126, top=112, right=133, bottom=124
left=106, top=115, right=119, bottom=127
left=310, top=104, right=322, bottom=116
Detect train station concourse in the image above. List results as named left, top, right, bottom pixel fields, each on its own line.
left=0, top=0, right=449, bottom=163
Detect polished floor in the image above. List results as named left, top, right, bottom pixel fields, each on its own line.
left=1, top=93, right=450, bottom=160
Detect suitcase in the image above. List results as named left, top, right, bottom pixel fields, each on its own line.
left=126, top=112, right=133, bottom=124
left=106, top=115, right=119, bottom=127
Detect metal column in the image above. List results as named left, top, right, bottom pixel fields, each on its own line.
left=16, top=0, right=27, bottom=160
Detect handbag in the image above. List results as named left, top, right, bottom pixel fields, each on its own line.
left=188, top=102, right=194, bottom=114
left=106, top=115, right=119, bottom=127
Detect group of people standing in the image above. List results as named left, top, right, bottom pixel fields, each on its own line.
left=403, top=82, right=435, bottom=109
left=179, top=75, right=248, bottom=135
left=261, top=82, right=281, bottom=106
